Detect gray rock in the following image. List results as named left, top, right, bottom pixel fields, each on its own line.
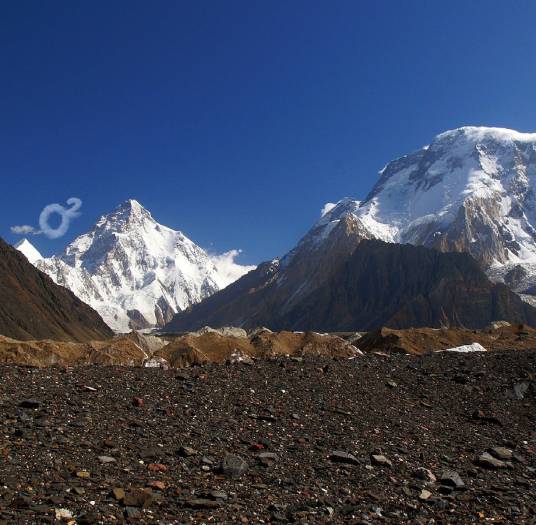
left=371, top=454, right=392, bottom=467
left=258, top=452, right=278, bottom=466
left=513, top=382, right=530, bottom=400
left=185, top=498, right=220, bottom=509
left=221, top=454, right=248, bottom=478
left=329, top=451, right=360, bottom=465
left=476, top=452, right=507, bottom=469
left=97, top=455, right=116, bottom=464
left=138, top=447, right=162, bottom=460
left=439, top=470, right=465, bottom=489
left=209, top=490, right=228, bottom=500
left=490, top=447, right=513, bottom=461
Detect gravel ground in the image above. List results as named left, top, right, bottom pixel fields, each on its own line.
left=0, top=350, right=535, bottom=524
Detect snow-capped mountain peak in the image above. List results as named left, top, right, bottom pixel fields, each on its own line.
left=15, top=238, right=43, bottom=264
left=35, top=199, right=255, bottom=332
left=309, top=126, right=536, bottom=296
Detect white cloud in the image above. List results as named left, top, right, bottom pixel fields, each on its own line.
left=39, top=197, right=82, bottom=239
left=320, top=202, right=336, bottom=217
left=210, top=249, right=256, bottom=286
left=11, top=197, right=83, bottom=239
left=10, top=225, right=40, bottom=235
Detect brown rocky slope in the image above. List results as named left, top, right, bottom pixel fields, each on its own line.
left=0, top=237, right=112, bottom=341
left=165, top=240, right=536, bottom=332
left=0, top=329, right=360, bottom=368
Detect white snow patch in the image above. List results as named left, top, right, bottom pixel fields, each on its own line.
left=14, top=238, right=43, bottom=264
left=440, top=343, right=487, bottom=353
left=320, top=202, right=336, bottom=217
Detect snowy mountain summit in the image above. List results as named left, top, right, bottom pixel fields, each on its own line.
left=14, top=238, right=43, bottom=264
left=314, top=126, right=536, bottom=296
left=36, top=199, right=255, bottom=332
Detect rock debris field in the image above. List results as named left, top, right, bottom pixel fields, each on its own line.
left=0, top=350, right=535, bottom=524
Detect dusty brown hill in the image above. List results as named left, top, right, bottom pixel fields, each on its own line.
left=1, top=324, right=536, bottom=368
left=358, top=323, right=536, bottom=355
left=0, top=335, right=146, bottom=367
left=0, top=330, right=360, bottom=368
left=0, top=237, right=113, bottom=341
left=155, top=330, right=360, bottom=367
left=165, top=240, right=536, bottom=332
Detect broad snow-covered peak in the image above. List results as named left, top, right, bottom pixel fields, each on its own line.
left=15, top=238, right=42, bottom=264
left=294, top=126, right=536, bottom=284
left=359, top=126, right=536, bottom=244
left=435, top=126, right=536, bottom=145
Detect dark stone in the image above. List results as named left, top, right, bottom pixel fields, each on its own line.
left=184, top=498, right=220, bottom=509
left=178, top=446, right=197, bottom=457
left=18, top=399, right=40, bottom=409
left=221, top=454, right=248, bottom=478
left=123, top=489, right=154, bottom=508
left=329, top=451, right=360, bottom=465
left=439, top=470, right=465, bottom=489
left=476, top=452, right=507, bottom=469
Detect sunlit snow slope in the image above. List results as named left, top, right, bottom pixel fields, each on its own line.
left=14, top=238, right=43, bottom=264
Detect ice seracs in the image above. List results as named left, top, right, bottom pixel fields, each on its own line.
left=35, top=199, right=255, bottom=332
left=14, top=238, right=42, bottom=264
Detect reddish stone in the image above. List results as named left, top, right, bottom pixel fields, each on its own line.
left=147, top=463, right=167, bottom=472
left=132, top=397, right=144, bottom=407
left=147, top=480, right=166, bottom=490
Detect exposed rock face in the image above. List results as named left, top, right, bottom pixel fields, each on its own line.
left=281, top=240, right=536, bottom=331
left=0, top=237, right=113, bottom=342
left=165, top=214, right=370, bottom=332
left=165, top=240, right=536, bottom=332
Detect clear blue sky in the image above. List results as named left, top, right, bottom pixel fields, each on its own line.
left=2, top=1, right=536, bottom=263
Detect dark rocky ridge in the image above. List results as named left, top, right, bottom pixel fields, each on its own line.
left=165, top=239, right=536, bottom=332
left=0, top=237, right=113, bottom=341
